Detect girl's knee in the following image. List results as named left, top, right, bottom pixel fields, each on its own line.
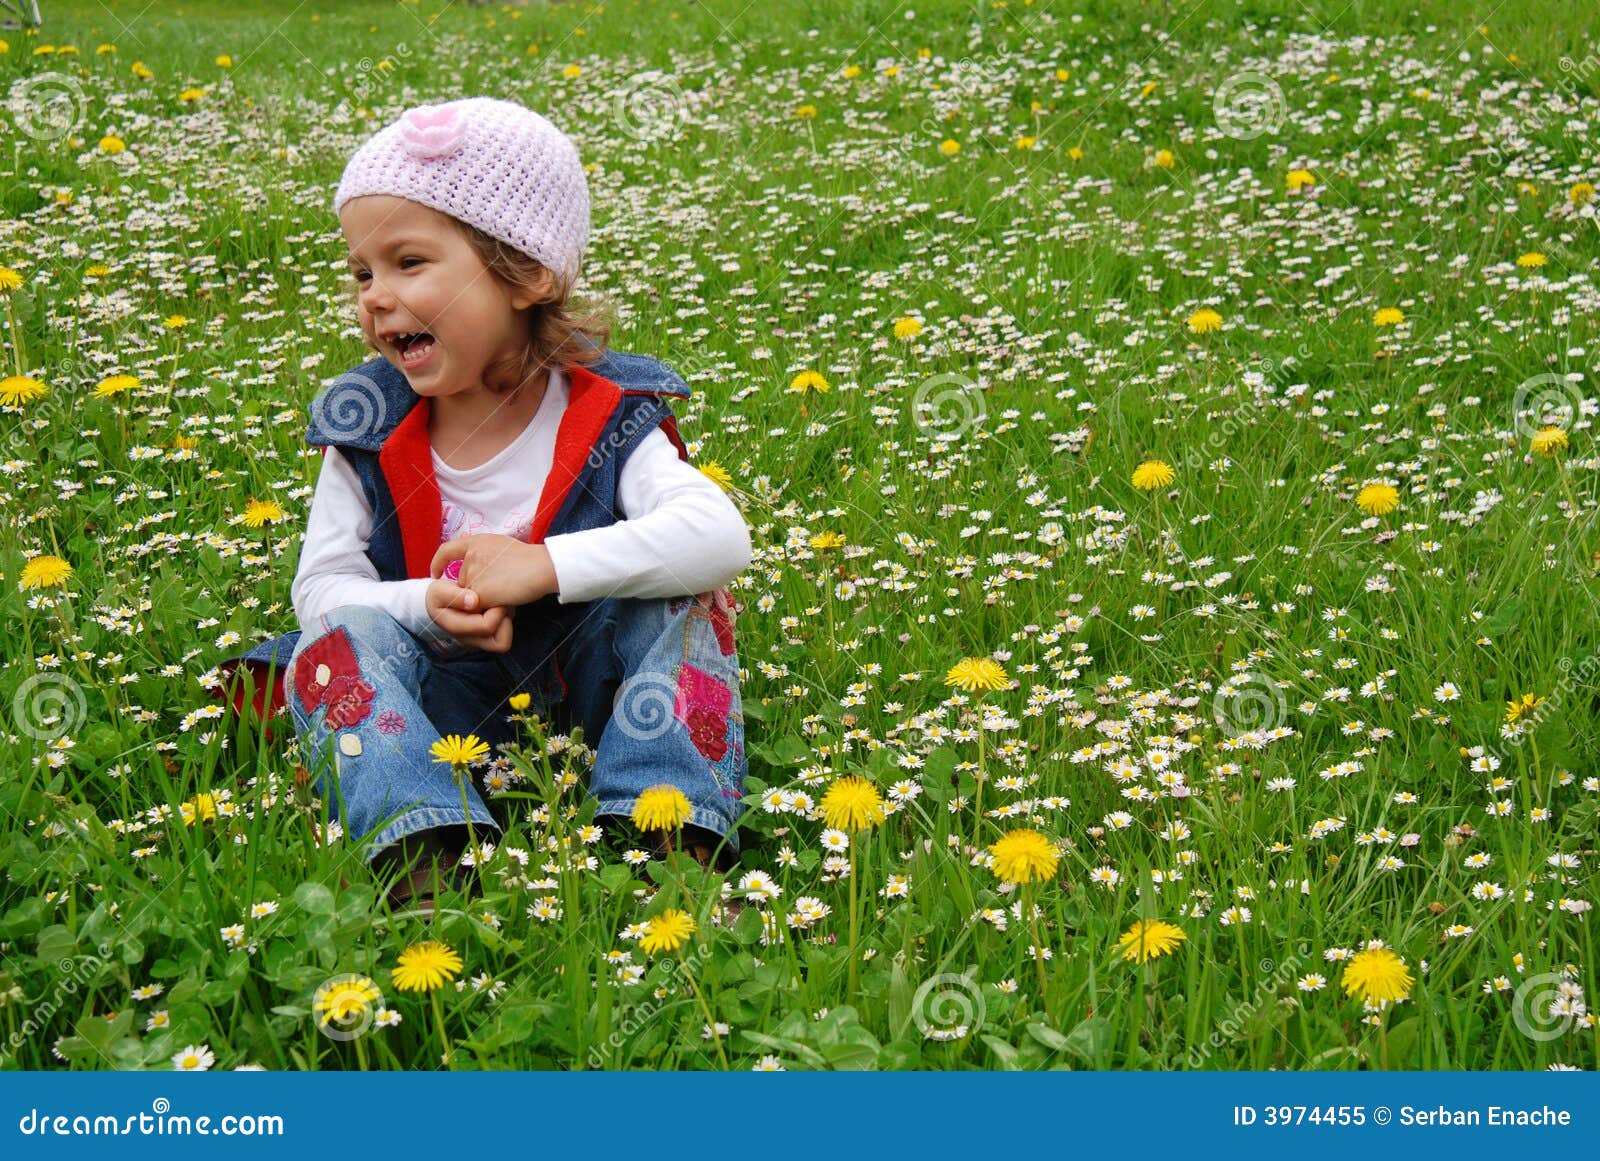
left=288, top=605, right=415, bottom=703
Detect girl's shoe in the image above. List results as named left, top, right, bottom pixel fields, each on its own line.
left=376, top=827, right=471, bottom=920
left=635, top=822, right=736, bottom=873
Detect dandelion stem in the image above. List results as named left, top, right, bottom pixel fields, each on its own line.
left=430, top=989, right=452, bottom=1069
left=846, top=837, right=861, bottom=999
left=679, top=954, right=728, bottom=1069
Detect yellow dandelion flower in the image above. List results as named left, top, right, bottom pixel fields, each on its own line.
left=0, top=266, right=23, bottom=294
left=1286, top=168, right=1316, bottom=190
left=893, top=316, right=924, bottom=339
left=508, top=692, right=532, bottom=712
left=819, top=775, right=885, bottom=833
left=698, top=461, right=733, bottom=491
left=1516, top=251, right=1547, bottom=268
left=1530, top=426, right=1569, bottom=457
left=944, top=656, right=1010, bottom=693
left=794, top=104, right=817, bottom=119
left=562, top=64, right=582, bottom=79
left=1066, top=146, right=1084, bottom=161
left=632, top=784, right=693, bottom=832
left=390, top=941, right=463, bottom=993
left=639, top=909, right=697, bottom=956
left=787, top=370, right=830, bottom=394
left=1504, top=692, right=1545, bottom=723
left=99, top=135, right=126, bottom=154
left=178, top=87, right=205, bottom=102
left=988, top=828, right=1059, bottom=884
left=315, top=976, right=380, bottom=1028
left=430, top=733, right=490, bottom=767
left=939, top=138, right=961, bottom=156
left=1356, top=482, right=1400, bottom=516
left=810, top=530, right=846, bottom=550
left=1117, top=918, right=1188, bottom=963
left=1154, top=148, right=1175, bottom=168
left=1373, top=307, right=1405, bottom=326
left=1186, top=309, right=1222, bottom=334
left=162, top=314, right=190, bottom=329
left=1131, top=459, right=1176, bottom=492
left=85, top=263, right=111, bottom=277
left=19, top=555, right=72, bottom=590
left=94, top=374, right=139, bottom=398
left=240, top=499, right=284, bottom=528
left=215, top=54, right=233, bottom=69
left=131, top=61, right=152, bottom=79
left=1015, top=135, right=1036, bottom=150
left=0, top=375, right=47, bottom=407
left=1339, top=946, right=1413, bottom=1004
left=1570, top=181, right=1596, bottom=205
left=179, top=792, right=219, bottom=826
left=843, top=65, right=861, bottom=79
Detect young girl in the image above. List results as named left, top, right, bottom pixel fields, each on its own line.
left=217, top=97, right=752, bottom=912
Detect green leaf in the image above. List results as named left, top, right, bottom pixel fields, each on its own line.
left=294, top=881, right=336, bottom=915
left=1062, top=1016, right=1113, bottom=1067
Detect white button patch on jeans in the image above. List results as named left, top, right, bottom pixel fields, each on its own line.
left=339, top=732, right=363, bottom=756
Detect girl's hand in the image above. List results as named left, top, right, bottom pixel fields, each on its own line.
left=430, top=534, right=557, bottom=609
left=425, top=578, right=513, bottom=653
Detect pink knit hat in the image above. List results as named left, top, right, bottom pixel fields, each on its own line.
left=333, top=97, right=590, bottom=286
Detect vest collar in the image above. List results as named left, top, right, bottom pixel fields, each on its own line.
left=376, top=362, right=627, bottom=580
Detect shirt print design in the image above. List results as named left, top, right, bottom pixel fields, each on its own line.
left=440, top=500, right=539, bottom=544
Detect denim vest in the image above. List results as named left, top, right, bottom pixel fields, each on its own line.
left=213, top=346, right=693, bottom=727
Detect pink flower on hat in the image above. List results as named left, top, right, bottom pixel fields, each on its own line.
left=399, top=104, right=466, bottom=161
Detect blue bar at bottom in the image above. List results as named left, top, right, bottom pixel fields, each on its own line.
left=2, top=1071, right=1595, bottom=1158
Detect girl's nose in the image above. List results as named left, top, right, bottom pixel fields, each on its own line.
left=360, top=274, right=398, bottom=312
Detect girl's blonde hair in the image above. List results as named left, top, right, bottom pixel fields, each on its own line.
left=350, top=218, right=612, bottom=391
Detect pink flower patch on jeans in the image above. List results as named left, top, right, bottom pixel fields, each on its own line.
left=376, top=709, right=407, bottom=735
left=321, top=674, right=376, bottom=731
left=675, top=662, right=732, bottom=764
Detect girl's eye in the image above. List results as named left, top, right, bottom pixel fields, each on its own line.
left=400, top=257, right=423, bottom=269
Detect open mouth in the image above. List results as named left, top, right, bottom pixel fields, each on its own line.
left=392, top=331, right=437, bottom=367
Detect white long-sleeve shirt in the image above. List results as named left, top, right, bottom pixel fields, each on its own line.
left=290, top=366, right=751, bottom=639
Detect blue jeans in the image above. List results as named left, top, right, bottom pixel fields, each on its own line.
left=285, top=589, right=747, bottom=863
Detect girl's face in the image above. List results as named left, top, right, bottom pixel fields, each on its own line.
left=340, top=194, right=538, bottom=399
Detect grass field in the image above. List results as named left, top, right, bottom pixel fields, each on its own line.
left=1, top=0, right=1598, bottom=1070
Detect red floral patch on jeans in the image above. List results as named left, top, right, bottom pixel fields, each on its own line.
left=292, top=627, right=362, bottom=714
left=675, top=662, right=732, bottom=765
left=321, top=674, right=376, bottom=731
